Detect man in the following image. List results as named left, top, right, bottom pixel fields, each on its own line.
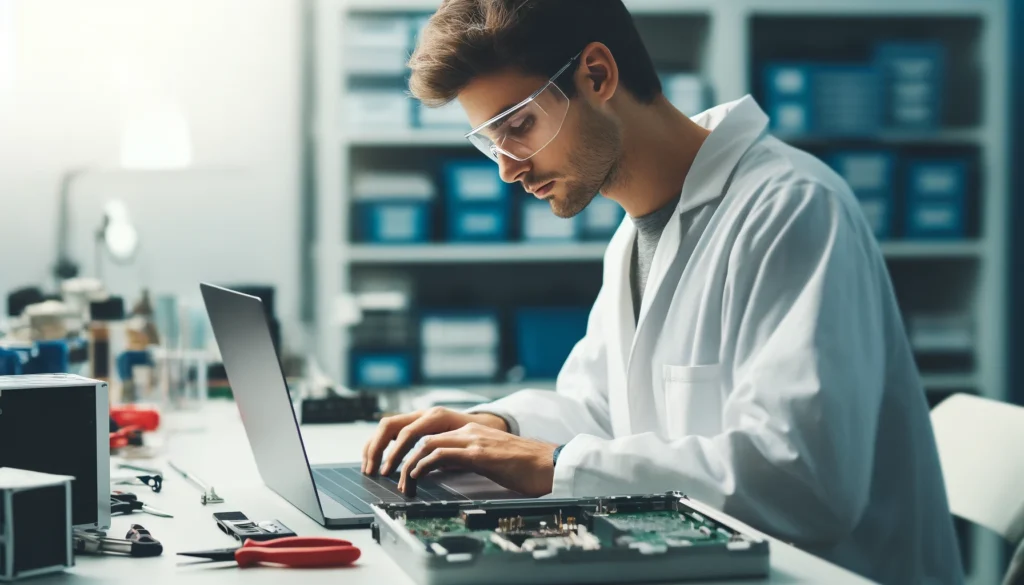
left=361, top=1, right=963, bottom=583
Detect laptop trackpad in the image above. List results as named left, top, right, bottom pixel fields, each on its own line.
left=431, top=470, right=522, bottom=500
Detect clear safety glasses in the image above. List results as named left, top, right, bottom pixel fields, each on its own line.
left=465, top=53, right=581, bottom=163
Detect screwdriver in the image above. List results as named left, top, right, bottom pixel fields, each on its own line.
left=73, top=524, right=164, bottom=557
left=111, top=492, right=174, bottom=518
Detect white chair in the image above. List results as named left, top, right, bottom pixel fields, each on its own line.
left=931, top=393, right=1024, bottom=585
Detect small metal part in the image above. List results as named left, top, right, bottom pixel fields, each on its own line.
left=142, top=503, right=174, bottom=518
left=168, top=460, right=224, bottom=505
left=430, top=542, right=448, bottom=556
left=72, top=525, right=163, bottom=557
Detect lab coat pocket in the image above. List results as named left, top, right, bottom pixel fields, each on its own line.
left=662, top=364, right=722, bottom=439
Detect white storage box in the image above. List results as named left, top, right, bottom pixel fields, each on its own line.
left=345, top=91, right=412, bottom=131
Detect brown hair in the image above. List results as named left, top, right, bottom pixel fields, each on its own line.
left=409, top=0, right=662, bottom=108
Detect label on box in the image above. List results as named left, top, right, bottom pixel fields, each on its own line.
left=378, top=206, right=420, bottom=241
left=523, top=203, right=575, bottom=240
left=773, top=67, right=808, bottom=94
left=422, top=316, right=499, bottom=348
left=460, top=211, right=500, bottom=235
left=422, top=349, right=498, bottom=380
left=774, top=103, right=809, bottom=134
left=454, top=168, right=502, bottom=201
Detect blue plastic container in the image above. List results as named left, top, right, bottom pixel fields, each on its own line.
left=828, top=151, right=896, bottom=239
left=875, top=42, right=945, bottom=131
left=355, top=200, right=432, bottom=244
left=521, top=198, right=577, bottom=242
left=764, top=63, right=814, bottom=136
left=579, top=196, right=625, bottom=241
left=444, top=162, right=511, bottom=242
left=765, top=63, right=882, bottom=137
left=515, top=307, right=590, bottom=380
left=0, top=348, right=22, bottom=376
left=350, top=351, right=413, bottom=389
left=24, top=340, right=71, bottom=375
left=353, top=172, right=435, bottom=244
left=812, top=64, right=883, bottom=136
left=905, top=159, right=967, bottom=239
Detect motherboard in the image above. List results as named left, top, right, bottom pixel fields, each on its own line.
left=388, top=493, right=754, bottom=559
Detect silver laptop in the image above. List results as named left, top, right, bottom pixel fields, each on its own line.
left=200, top=283, right=519, bottom=528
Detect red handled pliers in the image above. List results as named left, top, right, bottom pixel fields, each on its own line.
left=178, top=537, right=361, bottom=568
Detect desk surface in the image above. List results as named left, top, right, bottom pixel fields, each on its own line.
left=36, top=401, right=875, bottom=585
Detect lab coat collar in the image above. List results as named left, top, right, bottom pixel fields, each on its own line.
left=676, top=95, right=769, bottom=215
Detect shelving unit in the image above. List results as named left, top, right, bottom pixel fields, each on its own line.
left=348, top=243, right=610, bottom=264
left=311, top=1, right=1009, bottom=582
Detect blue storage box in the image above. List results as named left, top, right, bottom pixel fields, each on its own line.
left=420, top=311, right=500, bottom=382
left=354, top=173, right=435, bottom=244
left=828, top=151, right=896, bottom=239
left=444, top=161, right=508, bottom=204
left=448, top=204, right=509, bottom=242
left=875, top=42, right=945, bottom=131
left=764, top=63, right=814, bottom=136
left=444, top=162, right=511, bottom=242
left=421, top=311, right=500, bottom=349
left=765, top=63, right=882, bottom=137
left=579, top=195, right=625, bottom=240
left=521, top=198, right=577, bottom=242
left=356, top=201, right=432, bottom=243
left=905, top=159, right=967, bottom=239
left=812, top=65, right=882, bottom=136
left=350, top=351, right=412, bottom=389
left=516, top=307, right=590, bottom=380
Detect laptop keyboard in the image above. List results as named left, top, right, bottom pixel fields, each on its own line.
left=313, top=466, right=468, bottom=514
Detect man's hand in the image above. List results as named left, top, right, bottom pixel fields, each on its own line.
left=361, top=407, right=509, bottom=477
left=399, top=423, right=557, bottom=497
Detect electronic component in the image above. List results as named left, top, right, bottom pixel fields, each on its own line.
left=371, top=492, right=769, bottom=585
left=213, top=511, right=297, bottom=542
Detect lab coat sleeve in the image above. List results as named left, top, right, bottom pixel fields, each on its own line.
left=551, top=183, right=887, bottom=547
left=465, top=286, right=614, bottom=444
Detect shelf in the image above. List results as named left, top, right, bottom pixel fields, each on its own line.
left=346, top=130, right=470, bottom=148
left=337, top=241, right=980, bottom=264
left=784, top=128, right=984, bottom=146
left=880, top=241, right=983, bottom=258
left=350, top=128, right=987, bottom=149
left=343, top=0, right=716, bottom=14
left=341, top=0, right=992, bottom=16
left=347, top=243, right=608, bottom=264
left=921, top=373, right=979, bottom=391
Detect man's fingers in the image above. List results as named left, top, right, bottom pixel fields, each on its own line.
left=381, top=408, right=452, bottom=476
left=411, top=448, right=469, bottom=484
left=398, top=433, right=470, bottom=493
left=361, top=439, right=371, bottom=474
left=363, top=412, right=420, bottom=475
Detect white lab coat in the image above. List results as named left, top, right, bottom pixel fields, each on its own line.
left=471, top=97, right=964, bottom=585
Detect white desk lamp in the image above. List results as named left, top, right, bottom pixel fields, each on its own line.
left=54, top=101, right=192, bottom=282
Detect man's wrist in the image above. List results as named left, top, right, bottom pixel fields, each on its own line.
left=471, top=412, right=509, bottom=433
left=552, top=444, right=565, bottom=468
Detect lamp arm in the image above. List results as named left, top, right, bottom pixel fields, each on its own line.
left=54, top=168, right=87, bottom=283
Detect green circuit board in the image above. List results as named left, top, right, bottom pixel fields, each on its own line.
left=402, top=508, right=735, bottom=556
left=600, top=511, right=731, bottom=547
left=375, top=493, right=770, bottom=583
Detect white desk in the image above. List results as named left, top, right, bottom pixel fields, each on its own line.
left=35, top=401, right=875, bottom=585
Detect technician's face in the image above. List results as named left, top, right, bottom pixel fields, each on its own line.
left=459, top=69, right=621, bottom=219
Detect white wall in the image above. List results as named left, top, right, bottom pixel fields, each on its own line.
left=0, top=0, right=304, bottom=346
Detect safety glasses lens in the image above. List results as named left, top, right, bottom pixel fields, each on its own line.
left=466, top=83, right=569, bottom=163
